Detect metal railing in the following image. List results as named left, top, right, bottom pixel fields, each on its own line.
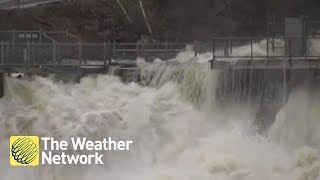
left=211, top=36, right=320, bottom=61
left=0, top=42, right=188, bottom=69
left=0, top=30, right=80, bottom=43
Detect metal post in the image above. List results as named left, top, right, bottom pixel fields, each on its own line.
left=210, top=39, right=216, bottom=69
left=0, top=73, right=3, bottom=98
left=12, top=30, right=15, bottom=55
left=225, top=40, right=228, bottom=57
left=282, top=59, right=287, bottom=107
left=289, top=39, right=292, bottom=62
left=103, top=42, right=107, bottom=66
left=112, top=43, right=116, bottom=60
left=212, top=39, right=215, bottom=59
left=57, top=43, right=61, bottom=65
left=108, top=42, right=112, bottom=65
left=251, top=38, right=253, bottom=61
left=267, top=22, right=270, bottom=37
left=78, top=43, right=82, bottom=69
left=266, top=38, right=269, bottom=58
left=30, top=42, right=34, bottom=66
left=23, top=48, right=27, bottom=65
left=231, top=68, right=235, bottom=100
left=290, top=38, right=293, bottom=58
left=37, top=39, right=43, bottom=65
left=230, top=39, right=233, bottom=54
left=66, top=30, right=69, bottom=41
left=248, top=38, right=254, bottom=105
left=1, top=41, right=4, bottom=65
left=12, top=30, right=15, bottom=44
left=53, top=42, right=56, bottom=64
left=39, top=30, right=42, bottom=43
left=302, top=18, right=306, bottom=56
left=165, top=41, right=169, bottom=58
left=136, top=42, right=140, bottom=57
left=27, top=42, right=30, bottom=66
left=141, top=41, right=144, bottom=57
left=272, top=37, right=275, bottom=52
left=305, top=37, right=308, bottom=61
left=227, top=40, right=230, bottom=56
left=248, top=61, right=253, bottom=105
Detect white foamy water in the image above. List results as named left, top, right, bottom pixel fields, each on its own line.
left=1, top=40, right=320, bottom=180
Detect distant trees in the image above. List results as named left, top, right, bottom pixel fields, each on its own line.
left=2, top=0, right=320, bottom=41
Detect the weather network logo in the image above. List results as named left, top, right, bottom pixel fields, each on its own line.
left=10, top=136, right=39, bottom=166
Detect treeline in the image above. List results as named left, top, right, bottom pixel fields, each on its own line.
left=0, top=0, right=319, bottom=41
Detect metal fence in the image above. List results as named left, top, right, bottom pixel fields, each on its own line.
left=212, top=36, right=320, bottom=60
left=0, top=30, right=80, bottom=43
left=0, top=42, right=188, bottom=68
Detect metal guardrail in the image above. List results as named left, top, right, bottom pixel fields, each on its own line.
left=211, top=36, right=320, bottom=61
left=0, top=42, right=188, bottom=71
left=0, top=30, right=80, bottom=43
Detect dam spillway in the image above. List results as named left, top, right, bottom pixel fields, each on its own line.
left=2, top=44, right=320, bottom=179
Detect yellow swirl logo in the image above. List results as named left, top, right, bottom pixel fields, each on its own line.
left=10, top=136, right=39, bottom=166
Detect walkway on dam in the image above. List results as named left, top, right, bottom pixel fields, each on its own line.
left=0, top=30, right=188, bottom=74
left=0, top=41, right=187, bottom=74
left=1, top=30, right=320, bottom=74
left=209, top=36, right=320, bottom=70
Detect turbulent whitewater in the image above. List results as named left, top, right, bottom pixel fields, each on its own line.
left=1, top=41, right=320, bottom=180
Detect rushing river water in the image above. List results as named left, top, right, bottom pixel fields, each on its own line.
left=1, top=41, right=320, bottom=180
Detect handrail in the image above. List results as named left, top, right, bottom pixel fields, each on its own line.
left=0, top=42, right=188, bottom=47
left=0, top=41, right=189, bottom=72
left=212, top=36, right=320, bottom=40
left=0, top=30, right=80, bottom=43
left=211, top=36, right=320, bottom=62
